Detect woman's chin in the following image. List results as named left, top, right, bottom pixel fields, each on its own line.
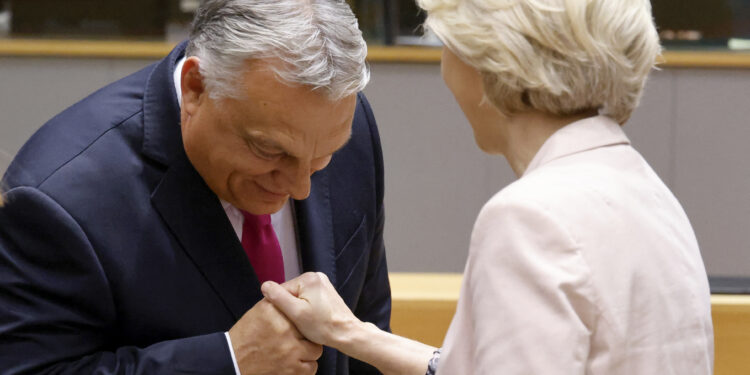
left=473, top=138, right=502, bottom=155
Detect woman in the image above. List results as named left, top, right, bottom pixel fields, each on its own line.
left=262, top=0, right=714, bottom=373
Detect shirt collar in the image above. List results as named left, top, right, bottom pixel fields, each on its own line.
left=523, top=115, right=630, bottom=176
left=173, top=56, right=187, bottom=107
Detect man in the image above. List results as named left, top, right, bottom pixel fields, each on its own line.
left=0, top=0, right=390, bottom=374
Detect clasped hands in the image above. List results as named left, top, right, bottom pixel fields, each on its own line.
left=228, top=272, right=362, bottom=375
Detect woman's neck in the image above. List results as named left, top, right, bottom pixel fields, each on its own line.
left=502, top=110, right=598, bottom=177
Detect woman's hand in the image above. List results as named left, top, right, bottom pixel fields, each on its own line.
left=261, top=272, right=361, bottom=348
left=263, top=272, right=437, bottom=375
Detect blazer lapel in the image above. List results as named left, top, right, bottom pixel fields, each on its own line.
left=151, top=148, right=263, bottom=320
left=294, top=168, right=337, bottom=286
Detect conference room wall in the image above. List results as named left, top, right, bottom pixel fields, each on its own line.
left=0, top=56, right=748, bottom=277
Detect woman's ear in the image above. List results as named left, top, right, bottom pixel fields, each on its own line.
left=181, top=57, right=205, bottom=117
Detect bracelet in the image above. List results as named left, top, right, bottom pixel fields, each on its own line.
left=425, top=349, right=442, bottom=375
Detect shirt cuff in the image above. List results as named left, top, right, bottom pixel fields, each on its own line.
left=225, top=331, right=242, bottom=375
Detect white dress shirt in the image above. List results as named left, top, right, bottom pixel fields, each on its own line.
left=437, top=116, right=714, bottom=374
left=174, top=57, right=302, bottom=374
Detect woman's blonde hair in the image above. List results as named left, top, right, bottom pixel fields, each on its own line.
left=419, top=0, right=661, bottom=124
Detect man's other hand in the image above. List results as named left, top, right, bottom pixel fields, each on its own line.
left=228, top=299, right=323, bottom=375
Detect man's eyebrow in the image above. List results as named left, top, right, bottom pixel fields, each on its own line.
left=246, top=129, right=352, bottom=157
left=246, top=132, right=285, bottom=151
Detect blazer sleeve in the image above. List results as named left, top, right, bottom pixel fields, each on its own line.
left=348, top=94, right=391, bottom=375
left=0, top=187, right=235, bottom=375
left=458, top=197, right=598, bottom=375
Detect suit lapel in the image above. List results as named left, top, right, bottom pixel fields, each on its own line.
left=294, top=167, right=338, bottom=373
left=151, top=152, right=263, bottom=320
left=294, top=168, right=337, bottom=286
left=141, top=42, right=262, bottom=320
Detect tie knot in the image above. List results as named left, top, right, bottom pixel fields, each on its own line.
left=240, top=210, right=271, bottom=226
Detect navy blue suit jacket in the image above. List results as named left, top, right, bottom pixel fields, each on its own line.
left=0, top=42, right=390, bottom=374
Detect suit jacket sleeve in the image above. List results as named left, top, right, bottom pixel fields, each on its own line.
left=0, top=187, right=236, bottom=375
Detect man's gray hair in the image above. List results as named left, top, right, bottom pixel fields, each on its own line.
left=187, top=0, right=369, bottom=100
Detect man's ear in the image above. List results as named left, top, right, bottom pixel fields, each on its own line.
left=181, top=57, right=205, bottom=117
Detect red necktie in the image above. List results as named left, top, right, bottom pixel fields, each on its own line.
left=240, top=211, right=285, bottom=284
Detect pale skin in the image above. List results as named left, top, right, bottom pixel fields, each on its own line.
left=261, top=48, right=598, bottom=374
left=180, top=56, right=356, bottom=375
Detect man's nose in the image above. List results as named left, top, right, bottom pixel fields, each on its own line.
left=283, top=159, right=312, bottom=200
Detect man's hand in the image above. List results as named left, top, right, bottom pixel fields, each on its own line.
left=228, top=299, right=323, bottom=375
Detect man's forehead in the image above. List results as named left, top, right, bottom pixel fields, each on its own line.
left=238, top=58, right=356, bottom=105
left=240, top=58, right=300, bottom=91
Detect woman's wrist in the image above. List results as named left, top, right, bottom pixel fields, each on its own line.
left=328, top=318, right=376, bottom=355
left=331, top=320, right=437, bottom=375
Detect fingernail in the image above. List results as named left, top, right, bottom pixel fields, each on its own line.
left=260, top=281, right=272, bottom=297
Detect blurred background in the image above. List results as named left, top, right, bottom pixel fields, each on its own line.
left=0, top=0, right=749, bottom=286
left=0, top=0, right=749, bottom=46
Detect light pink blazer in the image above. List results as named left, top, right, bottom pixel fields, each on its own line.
left=438, top=116, right=713, bottom=374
